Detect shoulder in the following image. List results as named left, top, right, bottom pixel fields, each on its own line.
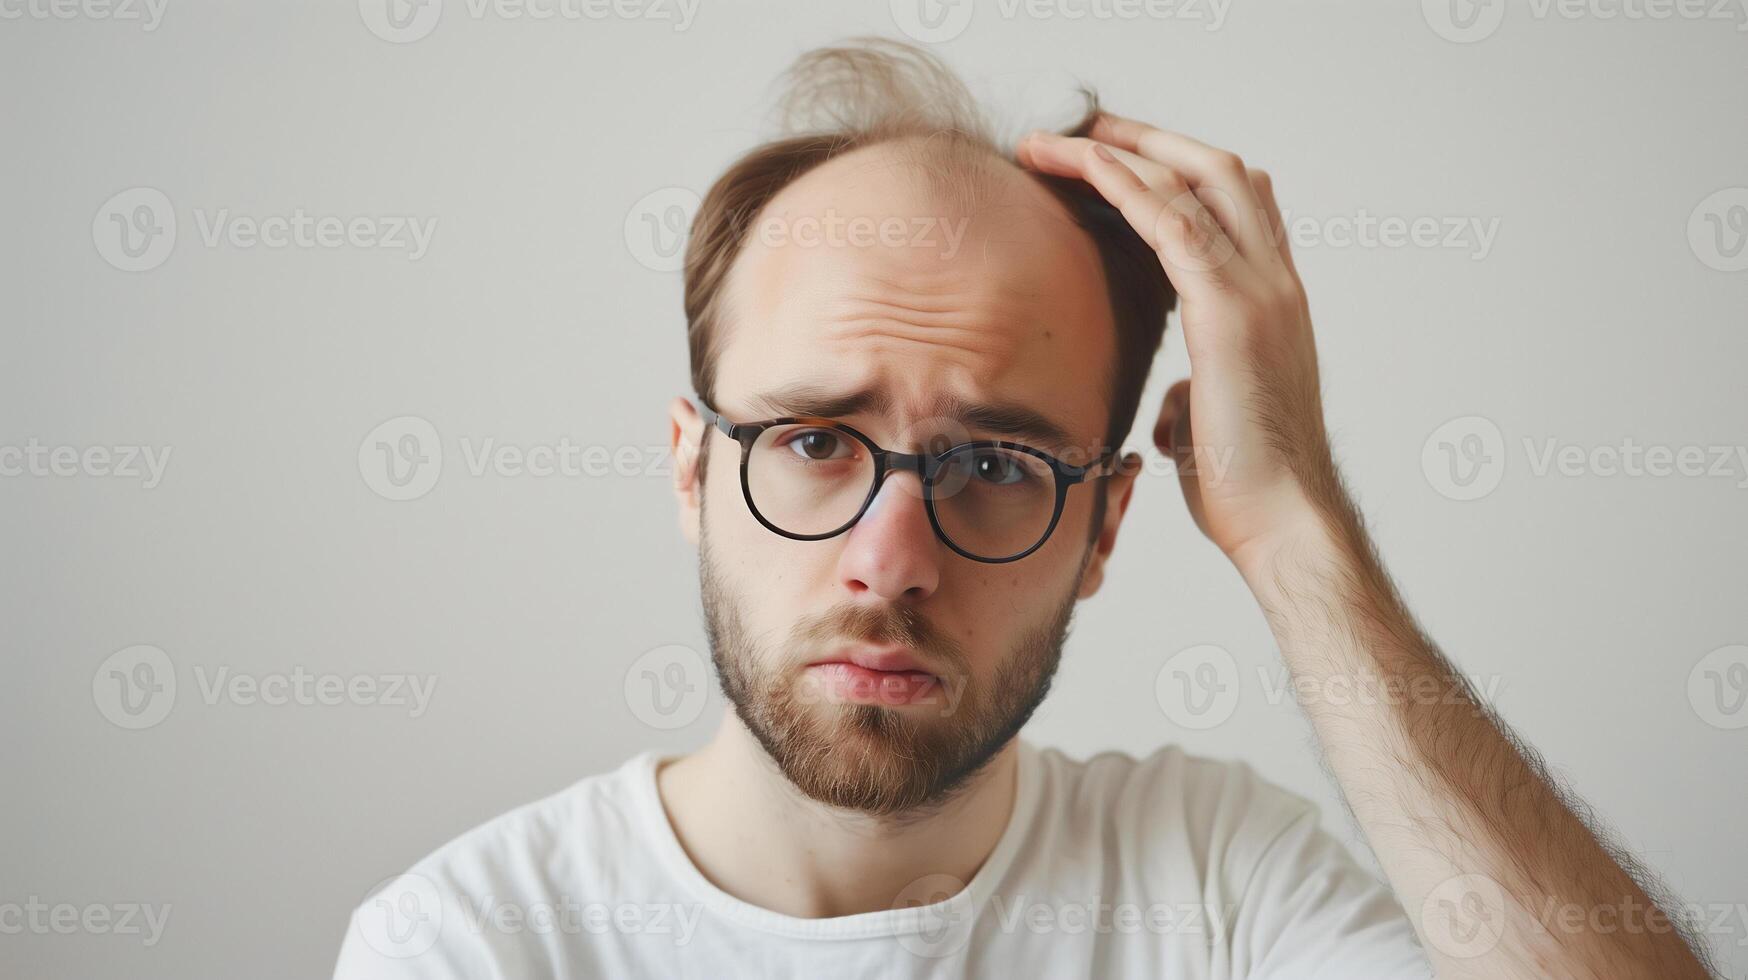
left=391, top=753, right=654, bottom=900
left=1032, top=741, right=1319, bottom=837
left=1025, top=742, right=1326, bottom=887
left=334, top=754, right=658, bottom=975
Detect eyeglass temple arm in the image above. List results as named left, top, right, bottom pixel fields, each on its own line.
left=1075, top=447, right=1130, bottom=481
left=694, top=400, right=736, bottom=438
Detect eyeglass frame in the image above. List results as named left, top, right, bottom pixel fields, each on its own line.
left=694, top=397, right=1122, bottom=564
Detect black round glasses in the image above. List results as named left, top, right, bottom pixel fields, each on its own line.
left=696, top=398, right=1120, bottom=564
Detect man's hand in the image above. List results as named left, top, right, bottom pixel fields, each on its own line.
left=1018, top=114, right=1334, bottom=575
left=1019, top=114, right=1716, bottom=980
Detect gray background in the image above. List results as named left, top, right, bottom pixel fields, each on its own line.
left=3, top=0, right=1745, bottom=977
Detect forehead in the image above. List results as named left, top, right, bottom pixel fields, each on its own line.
left=713, top=139, right=1115, bottom=451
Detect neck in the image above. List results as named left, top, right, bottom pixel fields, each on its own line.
left=655, top=713, right=1020, bottom=918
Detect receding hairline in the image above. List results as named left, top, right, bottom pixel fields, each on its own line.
left=759, top=131, right=1082, bottom=230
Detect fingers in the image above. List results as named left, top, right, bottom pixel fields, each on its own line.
left=1247, top=168, right=1301, bottom=283
left=1020, top=132, right=1246, bottom=298
left=1154, top=378, right=1193, bottom=456
left=1088, top=113, right=1282, bottom=270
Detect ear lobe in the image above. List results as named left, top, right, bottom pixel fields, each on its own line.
left=1076, top=452, right=1140, bottom=600
left=669, top=396, right=704, bottom=546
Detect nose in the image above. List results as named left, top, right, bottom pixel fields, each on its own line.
left=836, top=469, right=941, bottom=603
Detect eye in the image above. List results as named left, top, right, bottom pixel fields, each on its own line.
left=785, top=429, right=853, bottom=462
left=972, top=451, right=1026, bottom=485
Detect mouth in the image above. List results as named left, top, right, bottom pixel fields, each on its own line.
left=803, top=645, right=945, bottom=707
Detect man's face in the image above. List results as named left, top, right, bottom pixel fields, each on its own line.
left=676, top=141, right=1132, bottom=816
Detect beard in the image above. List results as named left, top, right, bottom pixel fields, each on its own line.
left=698, top=500, right=1091, bottom=818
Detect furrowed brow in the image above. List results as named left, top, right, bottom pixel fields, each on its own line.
left=747, top=382, right=894, bottom=420
left=747, top=383, right=1084, bottom=455
left=939, top=396, right=1079, bottom=454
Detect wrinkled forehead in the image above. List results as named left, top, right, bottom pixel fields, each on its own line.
left=714, top=140, right=1116, bottom=455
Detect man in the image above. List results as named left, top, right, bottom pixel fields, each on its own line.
left=334, top=39, right=1713, bottom=978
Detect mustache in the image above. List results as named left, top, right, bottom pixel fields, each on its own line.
left=794, top=602, right=968, bottom=674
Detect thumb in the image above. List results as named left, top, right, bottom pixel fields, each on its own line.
left=1153, top=379, right=1193, bottom=457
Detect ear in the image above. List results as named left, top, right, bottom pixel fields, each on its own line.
left=1076, top=452, right=1141, bottom=600
left=670, top=396, right=705, bottom=547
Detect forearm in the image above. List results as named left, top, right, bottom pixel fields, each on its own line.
left=1235, top=493, right=1713, bottom=980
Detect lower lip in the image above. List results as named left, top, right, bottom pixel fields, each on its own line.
left=803, top=663, right=943, bottom=706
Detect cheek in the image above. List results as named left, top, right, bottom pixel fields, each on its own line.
left=704, top=461, right=825, bottom=634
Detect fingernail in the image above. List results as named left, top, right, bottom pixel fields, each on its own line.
left=1093, top=143, right=1117, bottom=163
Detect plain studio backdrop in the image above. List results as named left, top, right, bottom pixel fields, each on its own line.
left=4, top=1, right=1746, bottom=977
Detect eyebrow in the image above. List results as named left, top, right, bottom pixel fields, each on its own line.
left=746, top=382, right=1082, bottom=453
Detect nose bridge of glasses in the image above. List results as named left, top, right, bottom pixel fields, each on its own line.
left=879, top=449, right=935, bottom=480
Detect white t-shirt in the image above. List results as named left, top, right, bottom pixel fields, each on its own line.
left=333, top=741, right=1432, bottom=978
